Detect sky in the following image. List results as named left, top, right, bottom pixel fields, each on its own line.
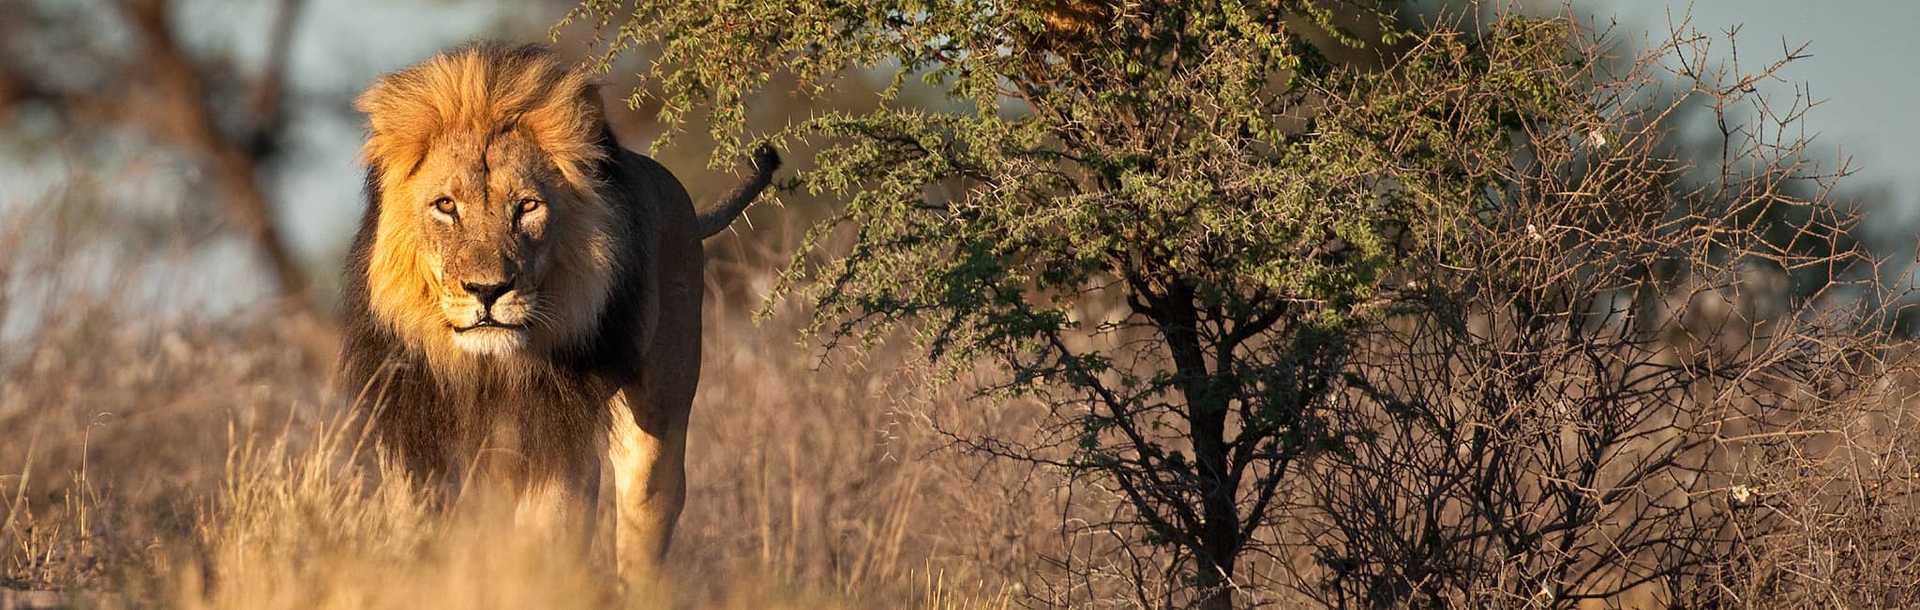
left=1567, top=0, right=1920, bottom=221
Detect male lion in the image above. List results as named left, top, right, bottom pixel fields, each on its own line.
left=339, top=43, right=777, bottom=578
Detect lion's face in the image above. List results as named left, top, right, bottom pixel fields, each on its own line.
left=403, top=132, right=572, bottom=355
left=356, top=46, right=617, bottom=363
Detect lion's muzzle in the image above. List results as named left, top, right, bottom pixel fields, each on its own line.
left=445, top=276, right=536, bottom=355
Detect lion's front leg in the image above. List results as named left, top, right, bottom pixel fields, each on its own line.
left=608, top=388, right=690, bottom=584
left=511, top=439, right=603, bottom=553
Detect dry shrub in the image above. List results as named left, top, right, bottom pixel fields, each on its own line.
left=1270, top=16, right=1920, bottom=610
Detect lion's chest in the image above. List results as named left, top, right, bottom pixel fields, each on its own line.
left=423, top=366, right=616, bottom=484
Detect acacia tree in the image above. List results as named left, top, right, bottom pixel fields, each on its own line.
left=569, top=2, right=1437, bottom=606
left=572, top=2, right=1898, bottom=608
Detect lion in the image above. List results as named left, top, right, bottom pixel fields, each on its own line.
left=338, top=43, right=778, bottom=579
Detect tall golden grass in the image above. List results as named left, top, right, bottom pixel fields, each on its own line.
left=0, top=204, right=1044, bottom=609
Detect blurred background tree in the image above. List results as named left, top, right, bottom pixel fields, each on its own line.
left=0, top=0, right=316, bottom=315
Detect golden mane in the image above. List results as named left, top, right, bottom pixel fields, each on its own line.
left=352, top=44, right=620, bottom=380
left=354, top=44, right=606, bottom=193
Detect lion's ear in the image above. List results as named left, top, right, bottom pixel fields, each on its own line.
left=583, top=83, right=621, bottom=146
left=577, top=83, right=623, bottom=169
left=580, top=82, right=608, bottom=125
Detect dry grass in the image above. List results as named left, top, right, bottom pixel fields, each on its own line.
left=7, top=189, right=1920, bottom=610
left=0, top=207, right=1047, bottom=609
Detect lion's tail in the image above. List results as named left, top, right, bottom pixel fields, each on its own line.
left=695, top=144, right=781, bottom=240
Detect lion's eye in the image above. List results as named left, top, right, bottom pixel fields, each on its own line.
left=431, top=197, right=458, bottom=216
left=518, top=198, right=544, bottom=215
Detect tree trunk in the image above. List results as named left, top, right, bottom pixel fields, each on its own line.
left=123, top=0, right=319, bottom=317
left=1191, top=399, right=1239, bottom=610
left=1161, top=280, right=1241, bottom=610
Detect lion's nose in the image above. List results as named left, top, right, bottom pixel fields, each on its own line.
left=462, top=280, right=513, bottom=310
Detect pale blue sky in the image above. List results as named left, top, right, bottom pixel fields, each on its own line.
left=1568, top=0, right=1920, bottom=217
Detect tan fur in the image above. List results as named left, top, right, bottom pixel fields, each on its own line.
left=345, top=44, right=773, bottom=583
